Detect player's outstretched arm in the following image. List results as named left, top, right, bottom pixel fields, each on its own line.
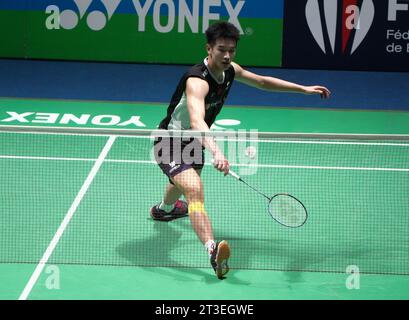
left=185, top=77, right=229, bottom=175
left=232, top=62, right=331, bottom=99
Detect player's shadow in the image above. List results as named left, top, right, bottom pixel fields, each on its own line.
left=116, top=219, right=220, bottom=282
left=117, top=219, right=185, bottom=265
left=118, top=216, right=379, bottom=285
left=186, top=230, right=376, bottom=285
left=135, top=215, right=404, bottom=284
left=230, top=236, right=376, bottom=285
left=116, top=219, right=252, bottom=284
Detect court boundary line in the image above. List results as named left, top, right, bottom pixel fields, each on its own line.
left=1, top=125, right=409, bottom=141
left=3, top=132, right=409, bottom=147
left=0, top=155, right=96, bottom=161
left=1, top=126, right=409, bottom=146
left=18, top=136, right=116, bottom=300
left=2, top=155, right=408, bottom=172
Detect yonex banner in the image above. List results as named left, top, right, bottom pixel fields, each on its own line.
left=0, top=0, right=283, bottom=67
left=282, top=0, right=409, bottom=71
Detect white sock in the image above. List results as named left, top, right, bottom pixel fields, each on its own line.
left=158, top=201, right=175, bottom=213
left=205, top=240, right=216, bottom=257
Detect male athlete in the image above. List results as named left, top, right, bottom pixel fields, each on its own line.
left=150, top=21, right=330, bottom=279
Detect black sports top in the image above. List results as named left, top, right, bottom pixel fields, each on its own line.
left=158, top=58, right=235, bottom=130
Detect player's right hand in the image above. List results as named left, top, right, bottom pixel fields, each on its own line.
left=212, top=153, right=230, bottom=176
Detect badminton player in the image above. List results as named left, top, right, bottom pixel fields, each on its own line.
left=151, top=21, right=331, bottom=279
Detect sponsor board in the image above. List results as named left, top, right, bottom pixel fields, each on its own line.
left=0, top=0, right=283, bottom=66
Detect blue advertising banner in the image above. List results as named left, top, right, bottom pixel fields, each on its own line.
left=282, top=0, right=409, bottom=71
left=0, top=0, right=284, bottom=19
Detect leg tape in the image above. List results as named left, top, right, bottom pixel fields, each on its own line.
left=188, top=202, right=207, bottom=216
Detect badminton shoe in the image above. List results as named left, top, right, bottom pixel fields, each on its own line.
left=150, top=200, right=188, bottom=221
left=210, top=240, right=231, bottom=279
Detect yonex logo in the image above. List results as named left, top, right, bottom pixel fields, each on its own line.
left=305, top=0, right=375, bottom=55
left=0, top=111, right=146, bottom=127
left=46, top=0, right=121, bottom=31
left=45, top=0, right=245, bottom=33
left=169, top=161, right=180, bottom=173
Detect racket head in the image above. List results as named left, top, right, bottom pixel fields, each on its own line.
left=268, top=194, right=308, bottom=228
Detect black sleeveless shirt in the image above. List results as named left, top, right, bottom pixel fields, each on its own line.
left=158, top=58, right=235, bottom=130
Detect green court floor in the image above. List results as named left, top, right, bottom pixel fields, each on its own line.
left=1, top=98, right=409, bottom=300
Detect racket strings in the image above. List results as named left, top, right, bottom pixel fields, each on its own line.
left=268, top=195, right=307, bottom=227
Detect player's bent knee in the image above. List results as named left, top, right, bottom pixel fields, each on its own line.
left=188, top=201, right=207, bottom=216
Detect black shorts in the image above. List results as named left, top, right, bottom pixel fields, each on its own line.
left=153, top=137, right=205, bottom=184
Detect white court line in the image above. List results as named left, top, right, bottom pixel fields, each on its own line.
left=0, top=155, right=95, bottom=162
left=1, top=127, right=409, bottom=146
left=2, top=155, right=408, bottom=172
left=18, top=135, right=116, bottom=300
left=229, top=139, right=409, bottom=147
left=106, top=160, right=409, bottom=172
left=231, top=163, right=409, bottom=172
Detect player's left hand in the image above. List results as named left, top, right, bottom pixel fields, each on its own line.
left=302, top=86, right=331, bottom=99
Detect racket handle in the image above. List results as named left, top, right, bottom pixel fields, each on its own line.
left=228, top=169, right=241, bottom=180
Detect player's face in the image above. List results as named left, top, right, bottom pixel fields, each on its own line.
left=207, top=38, right=237, bottom=71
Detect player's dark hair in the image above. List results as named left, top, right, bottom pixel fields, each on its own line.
left=205, top=21, right=240, bottom=46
